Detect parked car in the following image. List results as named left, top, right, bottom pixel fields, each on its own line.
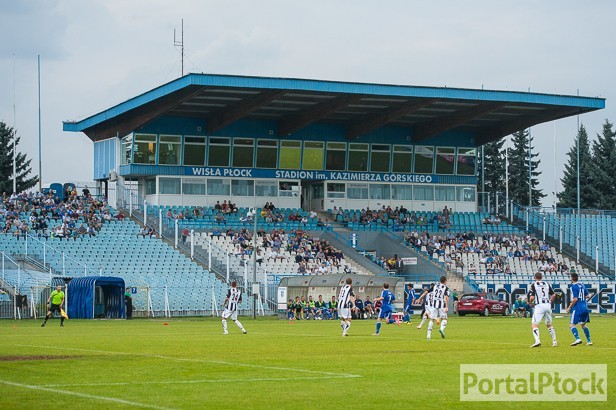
left=457, top=292, right=510, bottom=316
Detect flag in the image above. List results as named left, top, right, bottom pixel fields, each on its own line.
left=60, top=308, right=69, bottom=319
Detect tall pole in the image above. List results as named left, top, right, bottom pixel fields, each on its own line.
left=38, top=54, right=42, bottom=192
left=481, top=145, right=485, bottom=212
left=252, top=207, right=258, bottom=319
left=528, top=127, right=532, bottom=207
left=505, top=137, right=509, bottom=216
left=174, top=19, right=184, bottom=77
left=12, top=54, right=17, bottom=194
left=576, top=89, right=580, bottom=215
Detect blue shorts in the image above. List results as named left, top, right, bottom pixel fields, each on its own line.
left=570, top=309, right=590, bottom=325
left=379, top=306, right=393, bottom=320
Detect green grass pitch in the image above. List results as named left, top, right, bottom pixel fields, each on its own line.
left=1, top=315, right=614, bottom=409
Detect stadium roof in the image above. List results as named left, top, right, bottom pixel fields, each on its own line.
left=63, top=73, right=605, bottom=145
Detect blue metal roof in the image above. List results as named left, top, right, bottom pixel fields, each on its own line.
left=63, top=73, right=605, bottom=145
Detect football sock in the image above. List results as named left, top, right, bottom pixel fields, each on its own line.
left=419, top=317, right=426, bottom=327
left=533, top=328, right=540, bottom=343
left=548, top=326, right=556, bottom=342
left=571, top=327, right=580, bottom=340
left=375, top=322, right=382, bottom=334
left=222, top=319, right=228, bottom=332
left=583, top=327, right=591, bottom=342
left=234, top=320, right=244, bottom=331
left=427, top=321, right=434, bottom=333
left=440, top=319, right=447, bottom=332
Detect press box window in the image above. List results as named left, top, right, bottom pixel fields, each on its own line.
left=392, top=145, right=413, bottom=173
left=208, top=137, right=230, bottom=167
left=232, top=138, right=254, bottom=168
left=457, top=147, right=477, bottom=176
left=302, top=141, right=324, bottom=170
left=279, top=140, right=301, bottom=169
left=435, top=147, right=455, bottom=175
left=326, top=142, right=346, bottom=171
left=256, top=140, right=278, bottom=169
left=133, top=134, right=157, bottom=165
left=183, top=136, right=206, bottom=166
left=159, top=135, right=181, bottom=165
left=348, top=143, right=368, bottom=171
left=370, top=144, right=390, bottom=173
left=414, top=146, right=434, bottom=174
left=121, top=135, right=133, bottom=165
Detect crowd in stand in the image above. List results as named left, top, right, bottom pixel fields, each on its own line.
left=286, top=294, right=381, bottom=320
left=0, top=188, right=119, bottom=241
left=404, top=229, right=571, bottom=275
left=331, top=205, right=453, bottom=228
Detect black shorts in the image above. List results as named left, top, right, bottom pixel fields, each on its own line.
left=49, top=303, right=62, bottom=313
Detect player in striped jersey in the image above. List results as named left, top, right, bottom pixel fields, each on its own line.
left=221, top=281, right=247, bottom=335
left=528, top=272, right=557, bottom=348
left=338, top=277, right=356, bottom=336
left=425, top=276, right=449, bottom=339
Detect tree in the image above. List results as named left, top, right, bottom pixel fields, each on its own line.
left=590, top=119, right=616, bottom=210
left=0, top=121, right=39, bottom=194
left=557, top=125, right=598, bottom=209
left=477, top=138, right=506, bottom=210
left=507, top=129, right=545, bottom=206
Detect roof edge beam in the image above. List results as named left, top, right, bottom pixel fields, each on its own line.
left=278, top=94, right=364, bottom=136
left=346, top=99, right=438, bottom=140
left=82, top=85, right=205, bottom=141
left=475, top=106, right=582, bottom=145
left=206, top=90, right=286, bottom=133
left=412, top=102, right=506, bottom=143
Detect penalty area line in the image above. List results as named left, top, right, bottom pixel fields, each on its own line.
left=41, top=374, right=359, bottom=388
left=0, top=379, right=174, bottom=410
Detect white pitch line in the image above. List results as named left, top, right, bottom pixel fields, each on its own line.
left=0, top=379, right=174, bottom=410
left=41, top=374, right=358, bottom=388
left=15, top=344, right=362, bottom=378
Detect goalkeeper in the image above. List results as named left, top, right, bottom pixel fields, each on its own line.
left=41, top=285, right=66, bottom=328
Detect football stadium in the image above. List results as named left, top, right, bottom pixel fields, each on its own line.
left=1, top=73, right=615, bottom=408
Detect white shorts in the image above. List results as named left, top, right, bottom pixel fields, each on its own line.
left=339, top=308, right=352, bottom=320
left=427, top=306, right=447, bottom=320
left=532, top=303, right=552, bottom=325
left=222, top=309, right=238, bottom=321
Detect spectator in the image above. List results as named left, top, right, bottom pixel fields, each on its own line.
left=181, top=227, right=189, bottom=244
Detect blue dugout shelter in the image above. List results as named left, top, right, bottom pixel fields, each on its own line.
left=66, top=276, right=126, bottom=319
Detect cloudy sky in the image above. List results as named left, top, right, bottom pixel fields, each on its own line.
left=1, top=0, right=614, bottom=207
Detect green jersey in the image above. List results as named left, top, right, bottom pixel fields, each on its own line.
left=50, top=290, right=64, bottom=305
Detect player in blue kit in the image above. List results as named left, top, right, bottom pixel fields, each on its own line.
left=372, top=283, right=396, bottom=336
left=565, top=273, right=592, bottom=346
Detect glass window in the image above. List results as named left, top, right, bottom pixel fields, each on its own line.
left=145, top=178, right=156, bottom=195
left=232, top=180, right=254, bottom=196
left=392, top=145, right=413, bottom=173
left=279, top=140, right=301, bottom=169
left=348, top=143, right=368, bottom=171
left=133, top=134, right=157, bottom=165
left=158, top=135, right=181, bottom=165
left=370, top=184, right=390, bottom=200
left=256, top=140, right=278, bottom=169
left=182, top=178, right=206, bottom=195
left=207, top=179, right=230, bottom=196
left=414, top=146, right=434, bottom=174
left=347, top=183, right=368, bottom=199
left=435, top=186, right=455, bottom=201
left=183, top=136, right=206, bottom=166
left=159, top=177, right=181, bottom=194
left=327, top=183, right=345, bottom=199
left=457, top=186, right=476, bottom=202
left=279, top=181, right=300, bottom=197
left=326, top=142, right=346, bottom=171
left=436, top=147, right=455, bottom=175
left=414, top=185, right=434, bottom=201
left=121, top=135, right=133, bottom=165
left=208, top=137, right=230, bottom=167
left=457, top=147, right=477, bottom=176
left=232, top=138, right=254, bottom=168
left=370, top=144, right=390, bottom=173
left=255, top=180, right=278, bottom=196
left=392, top=185, right=412, bottom=200
left=311, top=183, right=324, bottom=199
left=302, top=141, right=324, bottom=170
